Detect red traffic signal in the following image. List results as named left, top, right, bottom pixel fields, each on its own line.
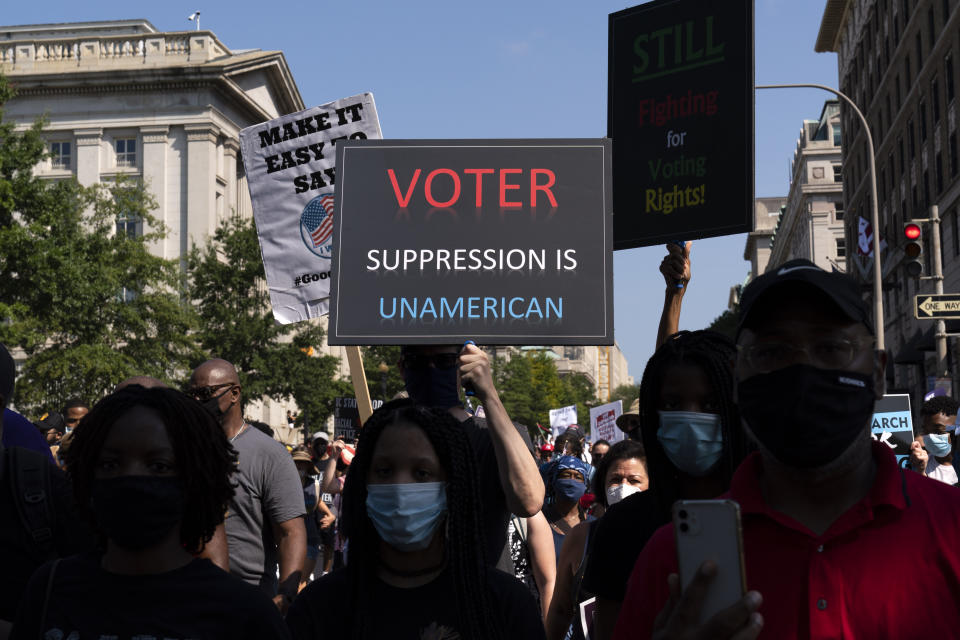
left=903, top=223, right=922, bottom=240
left=903, top=221, right=924, bottom=276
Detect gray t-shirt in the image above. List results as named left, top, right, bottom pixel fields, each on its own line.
left=226, top=426, right=305, bottom=593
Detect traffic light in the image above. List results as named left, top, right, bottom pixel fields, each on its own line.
left=903, top=222, right=923, bottom=276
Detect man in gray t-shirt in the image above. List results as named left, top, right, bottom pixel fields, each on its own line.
left=188, top=359, right=306, bottom=614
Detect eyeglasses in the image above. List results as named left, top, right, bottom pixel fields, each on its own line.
left=64, top=418, right=81, bottom=425
left=184, top=383, right=235, bottom=402
left=738, top=337, right=875, bottom=373
left=401, top=353, right=459, bottom=371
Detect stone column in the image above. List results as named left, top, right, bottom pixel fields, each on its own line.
left=184, top=123, right=219, bottom=248
left=223, top=137, right=240, bottom=218
left=74, top=128, right=102, bottom=187
left=141, top=126, right=170, bottom=258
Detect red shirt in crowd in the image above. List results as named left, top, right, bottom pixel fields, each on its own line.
left=613, top=441, right=960, bottom=639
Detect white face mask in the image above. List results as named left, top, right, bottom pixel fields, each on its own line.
left=606, top=482, right=642, bottom=506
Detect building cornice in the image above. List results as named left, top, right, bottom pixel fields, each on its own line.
left=816, top=0, right=852, bottom=53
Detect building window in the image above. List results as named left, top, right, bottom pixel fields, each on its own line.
left=923, top=170, right=931, bottom=207
left=928, top=7, right=936, bottom=43
left=115, top=138, right=137, bottom=168
left=908, top=118, right=916, bottom=159
left=950, top=132, right=959, bottom=177
left=920, top=101, right=928, bottom=141
left=833, top=124, right=842, bottom=146
left=833, top=164, right=843, bottom=182
left=50, top=141, right=71, bottom=170
left=954, top=208, right=960, bottom=256
left=835, top=201, right=845, bottom=220
left=898, top=136, right=905, bottom=168
left=836, top=238, right=847, bottom=258
left=896, top=75, right=903, bottom=109
left=932, top=79, right=941, bottom=123
left=936, top=153, right=945, bottom=192
left=916, top=32, right=924, bottom=67
left=947, top=53, right=956, bottom=101
left=944, top=0, right=951, bottom=29
left=905, top=55, right=912, bottom=88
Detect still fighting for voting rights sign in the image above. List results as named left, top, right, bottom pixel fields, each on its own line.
left=327, top=139, right=614, bottom=345
left=871, top=394, right=914, bottom=468
left=608, top=0, right=754, bottom=249
left=239, top=94, right=382, bottom=324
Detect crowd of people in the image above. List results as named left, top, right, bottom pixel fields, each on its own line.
left=2, top=245, right=960, bottom=639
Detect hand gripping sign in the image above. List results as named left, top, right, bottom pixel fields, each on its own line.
left=239, top=94, right=382, bottom=324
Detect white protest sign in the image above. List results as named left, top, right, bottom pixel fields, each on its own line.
left=550, top=405, right=578, bottom=438
left=239, top=94, right=382, bottom=324
left=589, top=400, right=624, bottom=444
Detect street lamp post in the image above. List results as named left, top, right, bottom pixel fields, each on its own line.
left=756, top=83, right=885, bottom=350
left=377, top=361, right=389, bottom=401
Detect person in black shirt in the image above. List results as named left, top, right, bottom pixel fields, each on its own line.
left=580, top=330, right=750, bottom=640
left=287, top=400, right=545, bottom=640
left=395, top=343, right=543, bottom=572
left=11, top=385, right=288, bottom=640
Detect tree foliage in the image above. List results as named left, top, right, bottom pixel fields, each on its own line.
left=493, top=350, right=597, bottom=435
left=361, top=345, right=406, bottom=402
left=608, top=383, right=640, bottom=410
left=186, top=215, right=346, bottom=424
left=0, top=75, right=198, bottom=413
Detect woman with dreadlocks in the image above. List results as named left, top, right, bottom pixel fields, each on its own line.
left=286, top=399, right=545, bottom=640
left=10, top=385, right=289, bottom=640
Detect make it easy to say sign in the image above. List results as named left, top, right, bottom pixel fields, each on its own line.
left=608, top=0, right=753, bottom=249
left=239, top=94, right=382, bottom=324
left=327, top=139, right=614, bottom=345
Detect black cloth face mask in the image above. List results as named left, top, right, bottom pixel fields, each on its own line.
left=92, top=476, right=185, bottom=550
left=737, top=363, right=876, bottom=469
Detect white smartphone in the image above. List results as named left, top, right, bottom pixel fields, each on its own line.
left=673, top=499, right=747, bottom=624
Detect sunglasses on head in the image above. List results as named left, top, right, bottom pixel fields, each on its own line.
left=184, top=383, right=235, bottom=402
left=401, top=353, right=459, bottom=371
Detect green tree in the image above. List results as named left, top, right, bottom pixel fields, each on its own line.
left=362, top=345, right=406, bottom=402
left=187, top=215, right=346, bottom=424
left=0, top=75, right=199, bottom=413
left=608, top=383, right=640, bottom=409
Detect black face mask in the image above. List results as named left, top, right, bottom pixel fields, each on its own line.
left=200, top=388, right=232, bottom=424
left=737, top=364, right=876, bottom=469
left=92, top=476, right=185, bottom=550
left=403, top=366, right=461, bottom=409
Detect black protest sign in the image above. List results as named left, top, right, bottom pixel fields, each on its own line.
left=327, top=139, right=614, bottom=345
left=870, top=394, right=914, bottom=468
left=608, top=0, right=754, bottom=249
left=334, top=396, right=384, bottom=441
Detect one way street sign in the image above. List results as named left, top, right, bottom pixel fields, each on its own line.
left=914, top=293, right=960, bottom=319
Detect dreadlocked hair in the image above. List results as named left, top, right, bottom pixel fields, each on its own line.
left=638, top=330, right=749, bottom=519
left=65, top=385, right=238, bottom=554
left=340, top=398, right=504, bottom=640
left=591, top=439, right=647, bottom=507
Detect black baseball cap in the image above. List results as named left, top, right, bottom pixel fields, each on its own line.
left=737, top=259, right=871, bottom=338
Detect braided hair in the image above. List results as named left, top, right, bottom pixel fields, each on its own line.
left=638, top=330, right=749, bottom=519
left=65, top=385, right=237, bottom=554
left=340, top=398, right=503, bottom=640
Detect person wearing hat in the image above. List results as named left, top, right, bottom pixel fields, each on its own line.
left=615, top=259, right=960, bottom=639
left=292, top=448, right=335, bottom=591
left=36, top=411, right=66, bottom=461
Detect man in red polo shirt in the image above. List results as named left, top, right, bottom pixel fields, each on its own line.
left=613, top=259, right=960, bottom=639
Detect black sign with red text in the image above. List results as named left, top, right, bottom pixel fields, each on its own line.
left=328, top=139, right=613, bottom=345
left=609, top=0, right=754, bottom=249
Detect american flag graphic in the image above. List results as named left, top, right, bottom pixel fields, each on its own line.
left=302, top=194, right=335, bottom=248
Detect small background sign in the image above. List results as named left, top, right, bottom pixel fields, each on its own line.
left=914, top=293, right=960, bottom=319
left=550, top=405, right=579, bottom=439
left=328, top=139, right=613, bottom=345
left=608, top=0, right=754, bottom=249
left=239, top=94, right=382, bottom=324
left=871, top=394, right=914, bottom=468
left=334, top=396, right=384, bottom=442
left=589, top=400, right=625, bottom=445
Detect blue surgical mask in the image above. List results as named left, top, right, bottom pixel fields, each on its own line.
left=403, top=367, right=461, bottom=409
left=366, top=482, right=447, bottom=552
left=553, top=477, right=586, bottom=502
left=923, top=433, right=953, bottom=458
left=657, top=411, right=724, bottom=477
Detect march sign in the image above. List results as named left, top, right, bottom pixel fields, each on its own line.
left=239, top=94, right=382, bottom=324
left=871, top=394, right=914, bottom=468
left=589, top=400, right=625, bottom=445
left=327, top=139, right=614, bottom=345
left=608, top=0, right=753, bottom=249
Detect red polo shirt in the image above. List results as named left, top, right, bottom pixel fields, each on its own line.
left=613, top=441, right=960, bottom=639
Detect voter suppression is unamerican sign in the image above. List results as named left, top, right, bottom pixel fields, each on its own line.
left=327, top=139, right=614, bottom=345
left=239, top=94, right=382, bottom=324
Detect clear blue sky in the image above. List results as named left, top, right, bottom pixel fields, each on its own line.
left=4, top=0, right=839, bottom=382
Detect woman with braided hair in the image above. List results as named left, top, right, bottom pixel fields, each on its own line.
left=580, top=329, right=751, bottom=640
left=10, top=384, right=289, bottom=640
left=287, top=398, right=545, bottom=640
